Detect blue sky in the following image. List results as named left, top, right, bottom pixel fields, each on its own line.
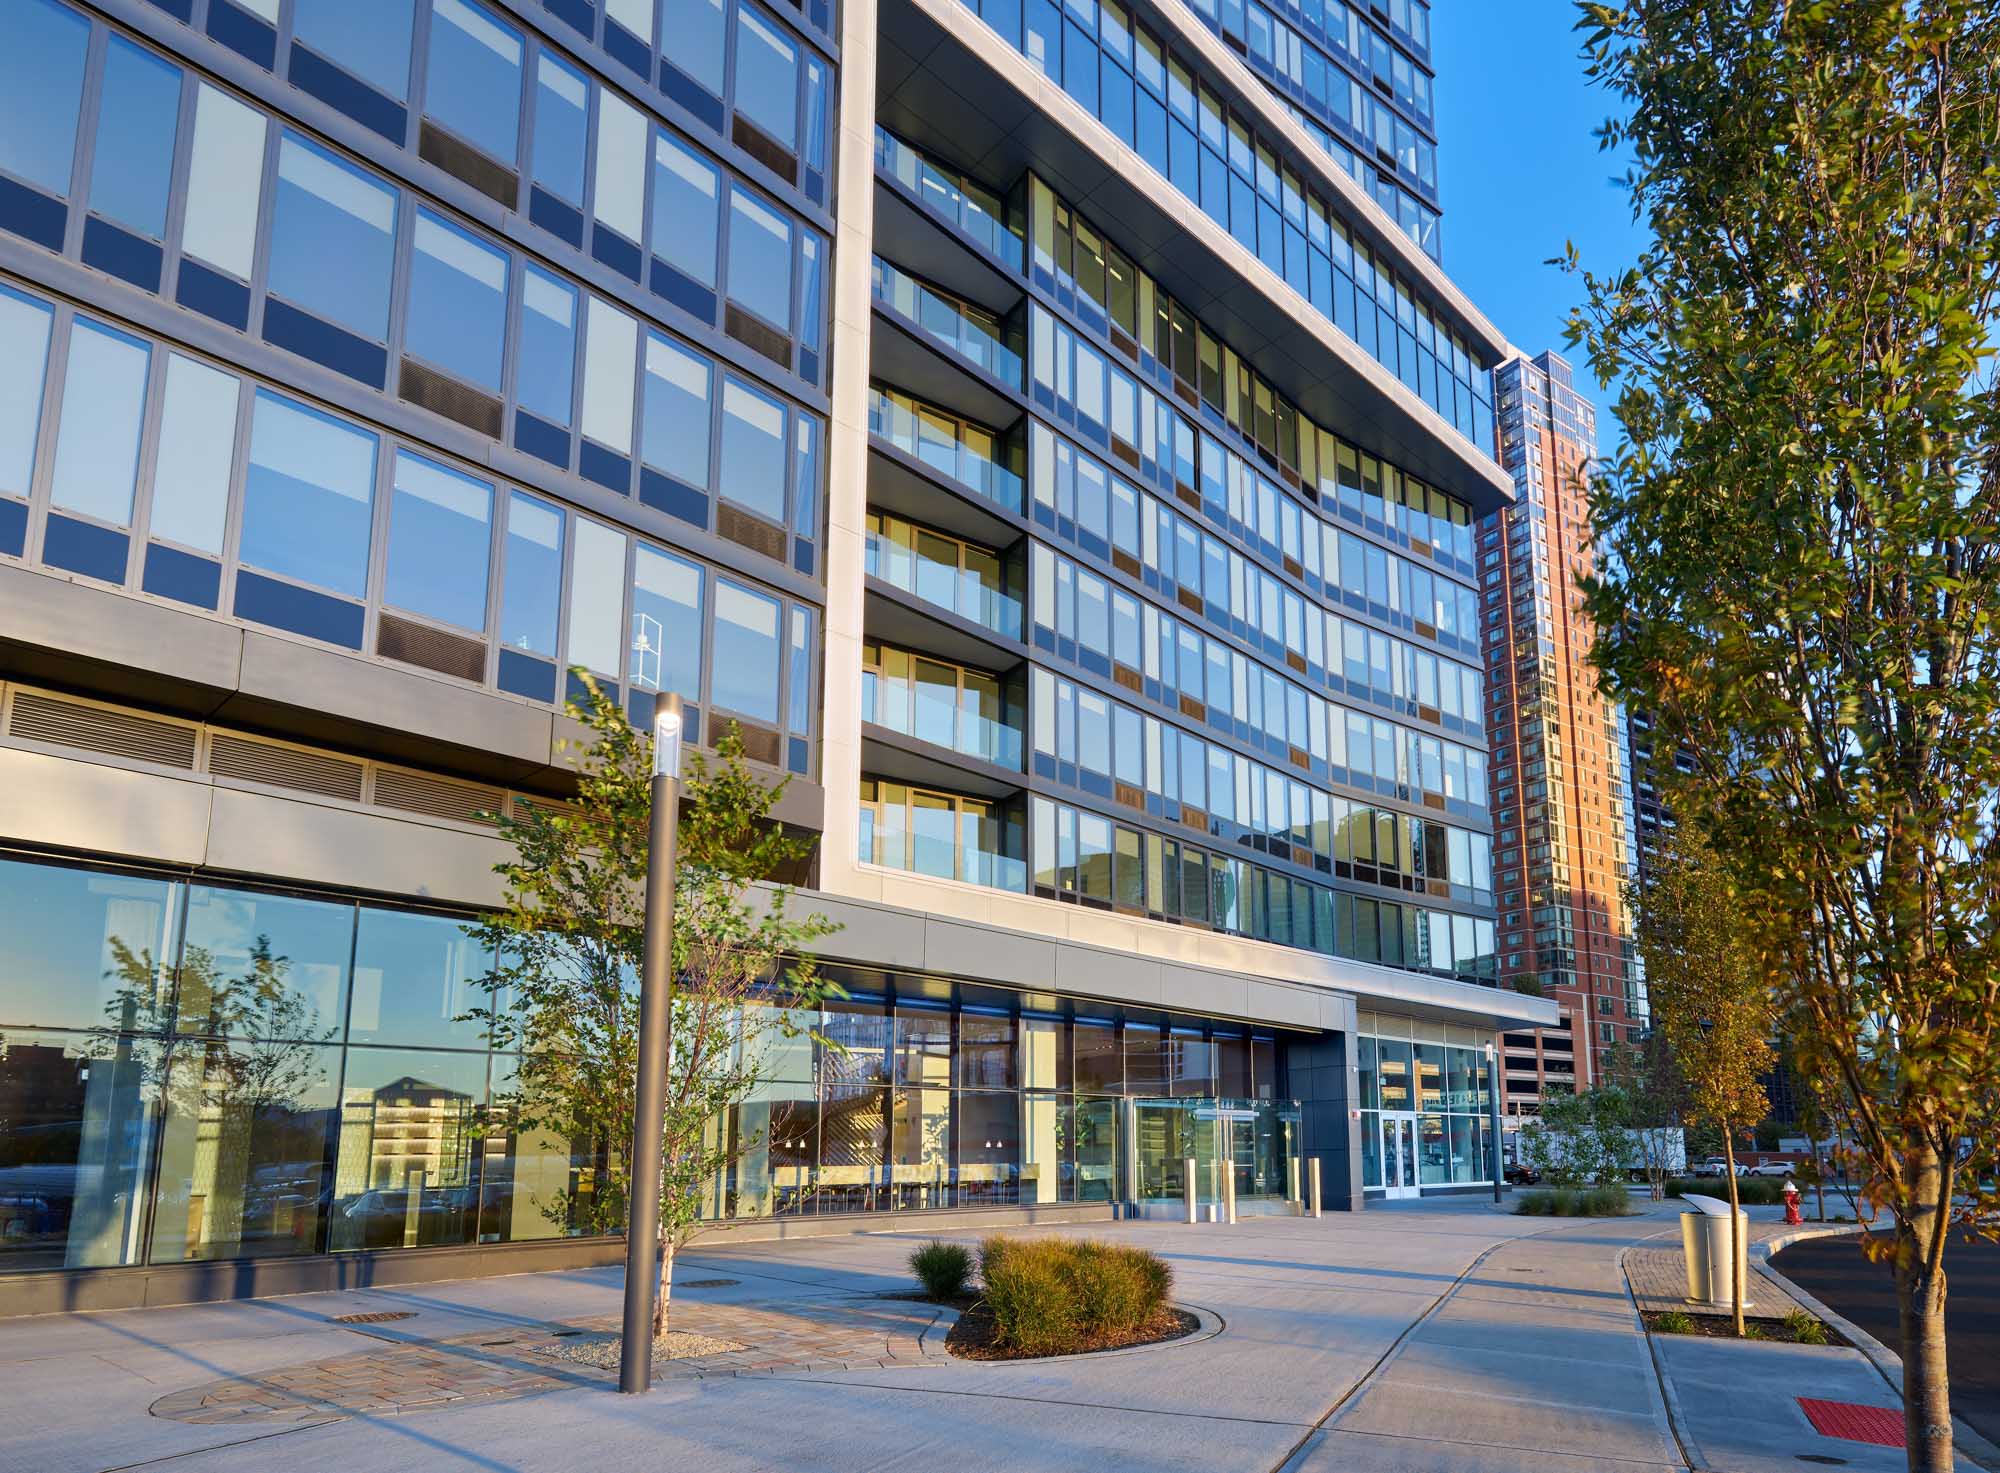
left=1431, top=0, right=1647, bottom=452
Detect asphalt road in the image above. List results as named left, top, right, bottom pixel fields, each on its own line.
left=1773, top=1230, right=2000, bottom=1450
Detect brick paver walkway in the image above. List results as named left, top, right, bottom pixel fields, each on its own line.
left=149, top=1294, right=949, bottom=1426
left=1625, top=1214, right=1843, bottom=1318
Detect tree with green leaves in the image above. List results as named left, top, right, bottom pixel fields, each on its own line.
left=1568, top=5, right=2000, bottom=1462
left=1603, top=1033, right=1692, bottom=1199
left=467, top=681, right=840, bottom=1335
left=1632, top=824, right=1773, bottom=1336
left=1522, top=1082, right=1637, bottom=1187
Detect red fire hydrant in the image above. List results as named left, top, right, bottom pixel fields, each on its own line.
left=1783, top=1178, right=1803, bottom=1226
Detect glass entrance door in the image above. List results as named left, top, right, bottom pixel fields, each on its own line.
left=1381, top=1113, right=1421, bottom=1199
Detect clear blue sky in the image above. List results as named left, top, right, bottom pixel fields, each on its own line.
left=1431, top=1, right=1647, bottom=452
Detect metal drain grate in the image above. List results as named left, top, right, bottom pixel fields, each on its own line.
left=330, top=1310, right=417, bottom=1325
left=681, top=1278, right=739, bottom=1289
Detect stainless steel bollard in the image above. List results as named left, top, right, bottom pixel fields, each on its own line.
left=1287, top=1154, right=1301, bottom=1208
left=1223, top=1158, right=1237, bottom=1224
left=1184, top=1156, right=1198, bottom=1224
left=1309, top=1157, right=1323, bottom=1219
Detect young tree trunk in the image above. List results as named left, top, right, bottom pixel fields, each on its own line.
left=1723, top=1131, right=1745, bottom=1338
left=652, top=1235, right=675, bottom=1338
left=1897, top=1143, right=1953, bottom=1473
left=1809, top=1132, right=1825, bottom=1221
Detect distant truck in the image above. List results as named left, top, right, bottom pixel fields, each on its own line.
left=1507, top=1125, right=1685, bottom=1183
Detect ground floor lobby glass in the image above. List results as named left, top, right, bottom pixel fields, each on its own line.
left=0, top=850, right=1303, bottom=1279
left=1354, top=1010, right=1497, bottom=1195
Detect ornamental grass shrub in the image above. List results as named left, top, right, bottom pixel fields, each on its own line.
left=978, top=1236, right=1174, bottom=1354
left=1514, top=1186, right=1633, bottom=1217
left=909, top=1240, right=974, bottom=1301
left=1662, top=1177, right=1786, bottom=1205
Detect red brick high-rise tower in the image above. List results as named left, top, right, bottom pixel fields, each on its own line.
left=1483, top=352, right=1643, bottom=1121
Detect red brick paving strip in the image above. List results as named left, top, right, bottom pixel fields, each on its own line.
left=1799, top=1397, right=1906, bottom=1448
left=149, top=1296, right=947, bottom=1426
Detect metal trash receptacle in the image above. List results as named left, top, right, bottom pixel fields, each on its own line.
left=1679, top=1193, right=1751, bottom=1307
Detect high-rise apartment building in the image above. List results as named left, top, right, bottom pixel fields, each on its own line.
left=1483, top=351, right=1641, bottom=1118
left=0, top=0, right=1549, bottom=1313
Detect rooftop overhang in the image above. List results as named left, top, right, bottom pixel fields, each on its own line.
left=876, top=0, right=1517, bottom=516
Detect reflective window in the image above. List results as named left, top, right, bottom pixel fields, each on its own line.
left=651, top=133, right=719, bottom=287
left=405, top=210, right=509, bottom=391
left=566, top=517, right=627, bottom=675
left=718, top=377, right=786, bottom=523
left=424, top=0, right=523, bottom=163
left=0, top=1032, right=160, bottom=1270
left=329, top=1047, right=488, bottom=1250
left=269, top=136, right=397, bottom=341
left=89, top=38, right=182, bottom=239
left=178, top=885, right=354, bottom=1040
left=293, top=0, right=415, bottom=100
left=530, top=53, right=588, bottom=204
left=0, top=0, right=89, bottom=197
left=346, top=909, right=489, bottom=1049
left=384, top=451, right=492, bottom=632
left=0, top=858, right=180, bottom=1032
left=727, top=189, right=793, bottom=331
left=630, top=544, right=702, bottom=698
left=641, top=335, right=711, bottom=489
left=0, top=290, right=53, bottom=501
left=240, top=390, right=379, bottom=599
left=711, top=578, right=781, bottom=722
left=592, top=92, right=647, bottom=242
left=500, top=490, right=563, bottom=656
left=734, top=5, right=798, bottom=152
left=517, top=267, right=577, bottom=426
left=666, top=0, right=727, bottom=95
left=181, top=85, right=267, bottom=280
left=149, top=354, right=240, bottom=555
left=50, top=321, right=149, bottom=527
left=581, top=298, right=638, bottom=452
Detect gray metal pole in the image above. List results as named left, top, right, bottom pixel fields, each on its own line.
left=619, top=695, right=683, bottom=1395
left=1487, top=1040, right=1502, bottom=1206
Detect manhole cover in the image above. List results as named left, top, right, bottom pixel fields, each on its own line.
left=682, top=1279, right=739, bottom=1289
left=330, top=1310, right=417, bottom=1325
left=1799, top=1398, right=1903, bottom=1448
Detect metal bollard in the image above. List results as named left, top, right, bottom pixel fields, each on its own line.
left=1287, top=1154, right=1301, bottom=1208
left=1223, top=1158, right=1237, bottom=1224
left=1309, top=1157, right=1323, bottom=1219
left=1184, top=1156, right=1198, bottom=1224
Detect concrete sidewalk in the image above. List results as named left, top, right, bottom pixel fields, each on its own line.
left=0, top=1196, right=1973, bottom=1473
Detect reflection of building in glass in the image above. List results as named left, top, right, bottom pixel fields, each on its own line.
left=335, top=1077, right=476, bottom=1197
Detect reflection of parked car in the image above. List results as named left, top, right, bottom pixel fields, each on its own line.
left=0, top=1195, right=55, bottom=1240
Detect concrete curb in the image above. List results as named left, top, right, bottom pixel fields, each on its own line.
left=1757, top=1229, right=2000, bottom=1473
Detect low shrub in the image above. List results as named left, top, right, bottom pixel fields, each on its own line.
left=1514, top=1186, right=1633, bottom=1217
left=978, top=1236, right=1174, bottom=1354
left=1654, top=1310, right=1695, bottom=1334
left=910, top=1240, right=974, bottom=1301
left=1662, top=1177, right=1787, bottom=1205
left=1784, top=1308, right=1829, bottom=1346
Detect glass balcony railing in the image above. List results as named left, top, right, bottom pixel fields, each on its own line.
left=867, top=385, right=1025, bottom=514
left=862, top=642, right=1025, bottom=771
left=870, top=256, right=1024, bottom=388
left=864, top=511, right=1023, bottom=641
left=874, top=127, right=1026, bottom=271
left=858, top=778, right=1028, bottom=891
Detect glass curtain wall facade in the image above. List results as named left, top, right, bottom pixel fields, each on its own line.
left=1353, top=1010, right=1494, bottom=1194
left=857, top=125, right=1498, bottom=986
left=0, top=850, right=1296, bottom=1271
left=0, top=0, right=828, bottom=772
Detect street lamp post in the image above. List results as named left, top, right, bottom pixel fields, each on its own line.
left=618, top=695, right=683, bottom=1395
left=1486, top=1039, right=1502, bottom=1205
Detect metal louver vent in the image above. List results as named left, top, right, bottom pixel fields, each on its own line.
left=376, top=611, right=489, bottom=684
left=730, top=722, right=783, bottom=768
left=372, top=767, right=503, bottom=826
left=418, top=121, right=518, bottom=208
left=5, top=691, right=199, bottom=769
left=399, top=358, right=504, bottom=438
left=730, top=117, right=798, bottom=184
left=207, top=732, right=365, bottom=801
left=508, top=794, right=579, bottom=824
left=715, top=503, right=787, bottom=562
left=723, top=305, right=792, bottom=369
